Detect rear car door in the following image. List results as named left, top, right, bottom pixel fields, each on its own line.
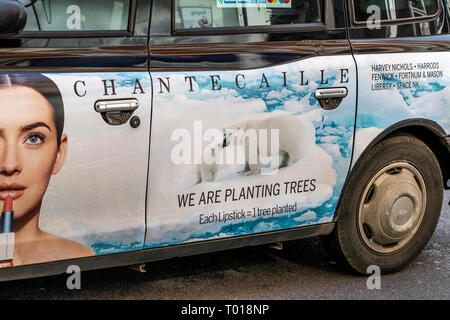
left=0, top=0, right=151, bottom=267
left=348, top=0, right=450, bottom=163
left=145, top=0, right=358, bottom=248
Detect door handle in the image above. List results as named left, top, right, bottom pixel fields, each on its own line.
left=314, top=87, right=348, bottom=110
left=94, top=99, right=139, bottom=125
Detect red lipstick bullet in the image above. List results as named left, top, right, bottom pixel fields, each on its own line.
left=3, top=196, right=12, bottom=212
left=2, top=196, right=13, bottom=233
left=0, top=195, right=14, bottom=262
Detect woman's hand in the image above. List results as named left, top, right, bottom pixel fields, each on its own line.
left=0, top=260, right=13, bottom=268
left=0, top=252, right=23, bottom=267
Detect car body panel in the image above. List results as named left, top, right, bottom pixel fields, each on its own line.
left=145, top=0, right=357, bottom=248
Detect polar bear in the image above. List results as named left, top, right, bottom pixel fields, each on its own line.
left=223, top=114, right=306, bottom=175
left=196, top=143, right=221, bottom=184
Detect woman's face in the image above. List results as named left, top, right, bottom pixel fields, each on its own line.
left=0, top=86, right=67, bottom=220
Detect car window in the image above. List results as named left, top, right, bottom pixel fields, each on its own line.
left=352, top=0, right=439, bottom=24
left=445, top=0, right=450, bottom=16
left=174, top=0, right=322, bottom=30
left=19, top=0, right=131, bottom=31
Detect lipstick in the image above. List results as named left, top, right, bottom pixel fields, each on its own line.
left=0, top=196, right=15, bottom=262
left=2, top=196, right=13, bottom=233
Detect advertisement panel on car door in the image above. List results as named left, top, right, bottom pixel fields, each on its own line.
left=352, top=52, right=450, bottom=165
left=0, top=72, right=151, bottom=267
left=146, top=56, right=357, bottom=248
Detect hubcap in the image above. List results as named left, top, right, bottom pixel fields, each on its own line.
left=358, top=162, right=426, bottom=254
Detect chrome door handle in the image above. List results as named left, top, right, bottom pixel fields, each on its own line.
left=314, top=87, right=348, bottom=110
left=94, top=99, right=139, bottom=125
left=314, top=87, right=348, bottom=99
left=94, top=99, right=139, bottom=113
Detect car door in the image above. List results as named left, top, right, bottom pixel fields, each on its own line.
left=145, top=0, right=357, bottom=248
left=0, top=0, right=151, bottom=267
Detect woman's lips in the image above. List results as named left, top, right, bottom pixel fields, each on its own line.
left=0, top=184, right=26, bottom=200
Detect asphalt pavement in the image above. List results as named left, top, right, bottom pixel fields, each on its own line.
left=0, top=191, right=448, bottom=300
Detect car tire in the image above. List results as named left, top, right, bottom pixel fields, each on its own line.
left=321, top=134, right=443, bottom=274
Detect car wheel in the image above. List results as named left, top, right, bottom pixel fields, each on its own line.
left=321, top=134, right=443, bottom=274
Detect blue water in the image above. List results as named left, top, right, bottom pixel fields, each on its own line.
left=91, top=240, right=142, bottom=255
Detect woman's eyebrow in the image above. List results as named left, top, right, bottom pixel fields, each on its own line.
left=21, top=122, right=52, bottom=132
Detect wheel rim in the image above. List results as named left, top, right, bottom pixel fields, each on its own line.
left=358, top=162, right=427, bottom=254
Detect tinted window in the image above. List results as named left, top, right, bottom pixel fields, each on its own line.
left=353, top=0, right=439, bottom=23
left=174, top=0, right=322, bottom=30
left=19, top=0, right=130, bottom=31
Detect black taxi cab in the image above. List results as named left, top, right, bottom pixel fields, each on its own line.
left=0, top=0, right=448, bottom=281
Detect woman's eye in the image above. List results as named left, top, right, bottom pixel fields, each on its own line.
left=25, top=134, right=44, bottom=146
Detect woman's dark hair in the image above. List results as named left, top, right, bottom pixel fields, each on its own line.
left=0, top=73, right=65, bottom=145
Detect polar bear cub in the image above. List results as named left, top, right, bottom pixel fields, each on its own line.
left=223, top=114, right=306, bottom=175
left=196, top=142, right=221, bottom=184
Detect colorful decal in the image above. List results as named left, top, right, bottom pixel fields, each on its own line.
left=217, top=0, right=292, bottom=8
left=352, top=52, right=450, bottom=166
left=146, top=56, right=356, bottom=248
left=0, top=72, right=151, bottom=267
left=3, top=54, right=445, bottom=266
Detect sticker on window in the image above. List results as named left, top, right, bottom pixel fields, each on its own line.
left=217, top=0, right=292, bottom=9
